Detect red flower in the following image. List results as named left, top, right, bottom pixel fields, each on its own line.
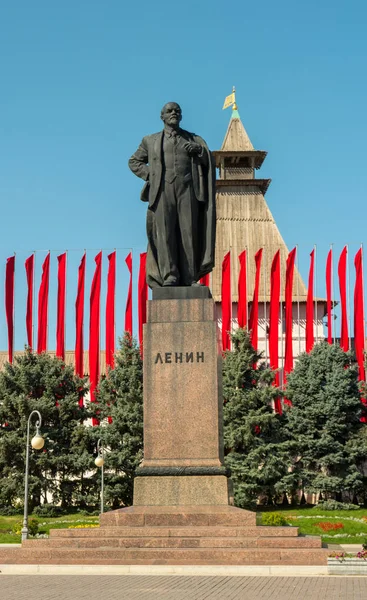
left=316, top=521, right=344, bottom=532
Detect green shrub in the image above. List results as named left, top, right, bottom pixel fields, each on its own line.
left=76, top=508, right=100, bottom=516
left=11, top=521, right=22, bottom=535
left=28, top=518, right=39, bottom=536
left=12, top=518, right=39, bottom=536
left=0, top=506, right=23, bottom=516
left=318, top=500, right=360, bottom=511
left=261, top=512, right=288, bottom=526
left=33, top=504, right=65, bottom=518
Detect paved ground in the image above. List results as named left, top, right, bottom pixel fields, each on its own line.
left=1, top=575, right=367, bottom=600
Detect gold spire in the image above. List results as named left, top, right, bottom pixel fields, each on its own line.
left=232, top=86, right=237, bottom=111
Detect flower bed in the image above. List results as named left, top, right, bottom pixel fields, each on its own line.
left=316, top=521, right=344, bottom=532
left=0, top=514, right=100, bottom=543
left=261, top=511, right=367, bottom=544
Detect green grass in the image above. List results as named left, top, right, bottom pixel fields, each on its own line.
left=0, top=513, right=100, bottom=544
left=257, top=506, right=367, bottom=545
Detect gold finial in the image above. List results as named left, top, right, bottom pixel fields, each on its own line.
left=232, top=86, right=237, bottom=110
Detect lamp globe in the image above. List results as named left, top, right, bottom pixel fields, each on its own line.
left=31, top=434, right=45, bottom=450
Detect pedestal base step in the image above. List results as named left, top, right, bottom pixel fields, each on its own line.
left=22, top=535, right=321, bottom=550
left=49, top=525, right=300, bottom=539
left=99, top=505, right=256, bottom=528
left=0, top=547, right=329, bottom=566
left=0, top=505, right=327, bottom=566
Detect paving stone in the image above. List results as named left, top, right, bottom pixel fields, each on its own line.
left=1, top=575, right=367, bottom=600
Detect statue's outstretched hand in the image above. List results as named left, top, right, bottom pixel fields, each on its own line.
left=184, top=142, right=203, bottom=156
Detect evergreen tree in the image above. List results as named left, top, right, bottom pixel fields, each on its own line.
left=0, top=349, right=93, bottom=510
left=281, top=342, right=364, bottom=499
left=223, top=329, right=288, bottom=509
left=93, top=334, right=143, bottom=508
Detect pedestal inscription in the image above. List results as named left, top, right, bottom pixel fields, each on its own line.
left=133, top=289, right=231, bottom=506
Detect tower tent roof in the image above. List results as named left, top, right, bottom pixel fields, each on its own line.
left=212, top=107, right=309, bottom=304
left=221, top=109, right=254, bottom=151
left=212, top=186, right=308, bottom=302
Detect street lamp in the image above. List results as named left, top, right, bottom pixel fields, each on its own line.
left=95, top=438, right=105, bottom=514
left=21, top=410, right=44, bottom=541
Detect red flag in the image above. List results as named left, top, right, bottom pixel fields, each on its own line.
left=37, top=253, right=50, bottom=354
left=354, top=248, right=365, bottom=384
left=238, top=250, right=247, bottom=329
left=221, top=251, right=231, bottom=351
left=75, top=253, right=86, bottom=380
left=5, top=256, right=15, bottom=364
left=306, top=249, right=315, bottom=353
left=56, top=253, right=66, bottom=360
left=284, top=247, right=296, bottom=402
left=106, top=251, right=116, bottom=370
left=138, top=252, right=148, bottom=348
left=326, top=249, right=333, bottom=344
left=89, top=252, right=102, bottom=425
left=25, top=254, right=34, bottom=350
left=338, top=246, right=349, bottom=351
left=125, top=252, right=133, bottom=335
left=248, top=249, right=263, bottom=352
left=269, top=250, right=281, bottom=413
left=199, top=273, right=210, bottom=286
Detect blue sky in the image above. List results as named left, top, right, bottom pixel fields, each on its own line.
left=0, top=0, right=366, bottom=349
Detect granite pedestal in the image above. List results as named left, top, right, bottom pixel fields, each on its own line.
left=134, top=286, right=232, bottom=506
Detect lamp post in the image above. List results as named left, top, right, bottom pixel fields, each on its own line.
left=21, top=410, right=44, bottom=541
left=95, top=438, right=105, bottom=514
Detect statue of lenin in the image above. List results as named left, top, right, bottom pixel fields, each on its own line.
left=128, top=102, right=216, bottom=288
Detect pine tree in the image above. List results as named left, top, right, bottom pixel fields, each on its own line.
left=93, top=334, right=143, bottom=509
left=0, top=349, right=93, bottom=510
left=223, top=329, right=288, bottom=509
left=281, top=342, right=364, bottom=499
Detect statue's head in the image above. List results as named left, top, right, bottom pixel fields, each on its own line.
left=161, top=102, right=182, bottom=128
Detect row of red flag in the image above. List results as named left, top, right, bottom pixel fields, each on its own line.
left=5, top=251, right=149, bottom=409
left=221, top=246, right=366, bottom=414
left=3, top=246, right=366, bottom=414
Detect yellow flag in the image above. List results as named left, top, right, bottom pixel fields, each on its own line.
left=222, top=92, right=235, bottom=110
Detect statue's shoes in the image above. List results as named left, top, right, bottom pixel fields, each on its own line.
left=163, top=278, right=178, bottom=287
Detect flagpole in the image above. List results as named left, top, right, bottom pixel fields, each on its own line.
left=245, top=245, right=249, bottom=331
left=314, top=244, right=318, bottom=344
left=33, top=251, right=36, bottom=351
left=232, top=86, right=237, bottom=110
left=331, top=244, right=336, bottom=344
left=47, top=251, right=50, bottom=353
left=100, top=250, right=102, bottom=384
left=280, top=250, right=284, bottom=390
left=83, top=249, right=86, bottom=376
left=347, top=244, right=351, bottom=351
left=65, top=251, right=68, bottom=361
left=13, top=252, right=16, bottom=361
left=296, top=244, right=301, bottom=355
left=229, top=246, right=232, bottom=351
left=361, top=243, right=365, bottom=356
left=114, top=248, right=116, bottom=357
left=263, top=245, right=268, bottom=363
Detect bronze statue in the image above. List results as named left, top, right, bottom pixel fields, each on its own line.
left=128, top=102, right=216, bottom=288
